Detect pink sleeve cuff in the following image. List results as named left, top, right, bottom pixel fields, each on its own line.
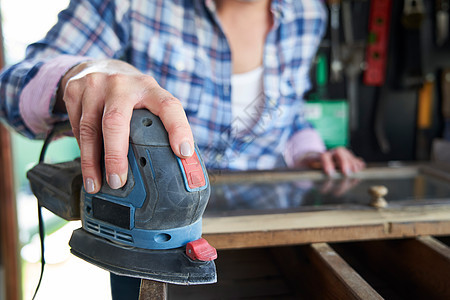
left=284, top=128, right=326, bottom=168
left=19, top=55, right=90, bottom=136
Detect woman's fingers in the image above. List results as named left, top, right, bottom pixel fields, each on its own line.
left=308, top=147, right=366, bottom=177
left=329, top=147, right=365, bottom=176
left=320, top=151, right=336, bottom=176
left=331, top=147, right=351, bottom=176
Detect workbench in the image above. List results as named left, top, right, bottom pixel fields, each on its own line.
left=140, top=163, right=450, bottom=299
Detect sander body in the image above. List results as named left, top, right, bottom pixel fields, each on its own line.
left=27, top=109, right=217, bottom=285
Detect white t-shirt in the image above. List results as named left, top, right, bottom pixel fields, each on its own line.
left=230, top=66, right=265, bottom=134
left=230, top=66, right=326, bottom=167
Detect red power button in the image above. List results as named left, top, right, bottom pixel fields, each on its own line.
left=186, top=238, right=217, bottom=261
left=180, top=151, right=206, bottom=190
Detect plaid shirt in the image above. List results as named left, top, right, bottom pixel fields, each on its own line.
left=0, top=0, right=327, bottom=170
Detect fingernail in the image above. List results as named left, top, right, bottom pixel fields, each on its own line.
left=180, top=141, right=193, bottom=157
left=344, top=167, right=353, bottom=176
left=327, top=169, right=336, bottom=177
left=85, top=178, right=95, bottom=193
left=108, top=173, right=122, bottom=189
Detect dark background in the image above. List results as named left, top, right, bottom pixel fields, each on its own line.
left=306, top=0, right=449, bottom=163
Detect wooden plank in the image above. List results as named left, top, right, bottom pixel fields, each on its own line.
left=417, top=235, right=450, bottom=260
left=0, top=7, right=19, bottom=300
left=210, top=165, right=421, bottom=185
left=334, top=238, right=450, bottom=299
left=402, top=236, right=450, bottom=297
left=139, top=280, right=167, bottom=300
left=0, top=125, right=20, bottom=300
left=268, top=245, right=381, bottom=299
left=307, top=243, right=382, bottom=300
left=203, top=206, right=450, bottom=249
left=204, top=206, right=450, bottom=234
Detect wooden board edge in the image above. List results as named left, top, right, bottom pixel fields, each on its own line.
left=203, top=205, right=450, bottom=234
left=203, top=220, right=450, bottom=250
left=309, top=243, right=383, bottom=300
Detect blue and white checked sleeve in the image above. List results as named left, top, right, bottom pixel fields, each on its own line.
left=0, top=0, right=131, bottom=138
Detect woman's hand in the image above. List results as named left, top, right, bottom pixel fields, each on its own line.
left=300, top=147, right=365, bottom=176
left=56, top=59, right=194, bottom=194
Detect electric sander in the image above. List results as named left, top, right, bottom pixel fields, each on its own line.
left=27, top=109, right=217, bottom=285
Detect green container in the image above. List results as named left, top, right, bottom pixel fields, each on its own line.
left=305, top=100, right=349, bottom=149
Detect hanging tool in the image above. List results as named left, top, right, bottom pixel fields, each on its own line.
left=400, top=0, right=425, bottom=88
left=436, top=0, right=450, bottom=46
left=341, top=0, right=365, bottom=132
left=441, top=69, right=450, bottom=139
left=363, top=0, right=392, bottom=86
left=416, top=75, right=435, bottom=160
left=402, top=0, right=425, bottom=29
left=329, top=0, right=343, bottom=83
left=364, top=0, right=393, bottom=153
left=27, top=109, right=217, bottom=294
left=373, top=87, right=391, bottom=153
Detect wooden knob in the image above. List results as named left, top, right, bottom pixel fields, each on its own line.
left=369, top=185, right=388, bottom=208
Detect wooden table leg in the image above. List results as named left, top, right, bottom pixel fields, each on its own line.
left=139, top=279, right=168, bottom=300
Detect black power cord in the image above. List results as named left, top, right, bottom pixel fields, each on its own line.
left=32, top=121, right=72, bottom=300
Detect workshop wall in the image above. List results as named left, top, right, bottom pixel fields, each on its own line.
left=306, top=0, right=448, bottom=163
